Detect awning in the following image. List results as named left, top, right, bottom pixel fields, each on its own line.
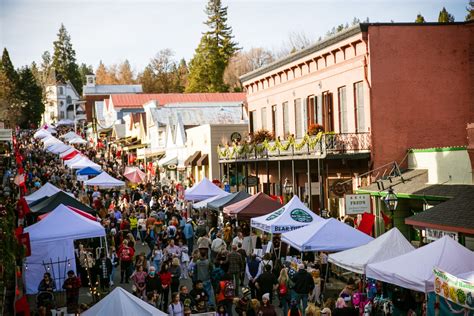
left=196, top=154, right=208, bottom=166
left=185, top=151, right=201, bottom=167
left=158, top=155, right=178, bottom=167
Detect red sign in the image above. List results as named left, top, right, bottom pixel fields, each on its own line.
left=19, top=233, right=31, bottom=257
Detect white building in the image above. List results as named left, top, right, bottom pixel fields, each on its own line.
left=44, top=80, right=84, bottom=125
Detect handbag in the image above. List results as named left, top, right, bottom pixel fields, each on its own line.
left=279, top=282, right=288, bottom=296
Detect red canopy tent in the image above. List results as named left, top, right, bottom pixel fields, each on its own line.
left=38, top=206, right=96, bottom=222
left=223, top=192, right=282, bottom=220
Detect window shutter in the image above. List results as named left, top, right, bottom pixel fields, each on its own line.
left=317, top=94, right=323, bottom=125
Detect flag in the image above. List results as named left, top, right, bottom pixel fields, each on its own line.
left=381, top=210, right=392, bottom=227
left=357, top=212, right=375, bottom=236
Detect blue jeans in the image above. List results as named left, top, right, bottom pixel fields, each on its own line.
left=203, top=280, right=215, bottom=307
left=294, top=293, right=309, bottom=316
left=153, top=260, right=161, bottom=272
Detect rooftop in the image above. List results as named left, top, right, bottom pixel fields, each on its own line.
left=110, top=93, right=246, bottom=108
left=83, top=84, right=143, bottom=95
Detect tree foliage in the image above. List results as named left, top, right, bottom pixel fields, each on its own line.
left=95, top=60, right=136, bottom=85
left=17, top=66, right=44, bottom=128
left=438, top=7, right=455, bottom=22
left=186, top=0, right=238, bottom=92
left=415, top=14, right=426, bottom=23
left=0, top=49, right=24, bottom=128
left=466, top=1, right=474, bottom=21
left=52, top=24, right=83, bottom=94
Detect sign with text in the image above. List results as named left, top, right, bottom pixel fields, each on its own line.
left=345, top=194, right=371, bottom=215
left=426, top=228, right=458, bottom=241
left=433, top=267, right=474, bottom=310
left=304, top=182, right=321, bottom=196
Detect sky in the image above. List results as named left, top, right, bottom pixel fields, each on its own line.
left=0, top=0, right=469, bottom=72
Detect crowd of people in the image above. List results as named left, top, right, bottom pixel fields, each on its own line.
left=12, top=127, right=370, bottom=316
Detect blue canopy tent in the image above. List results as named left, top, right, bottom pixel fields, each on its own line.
left=76, top=166, right=101, bottom=176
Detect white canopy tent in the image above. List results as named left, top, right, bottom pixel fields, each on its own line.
left=46, top=143, right=71, bottom=154
left=281, top=218, right=374, bottom=252
left=24, top=204, right=105, bottom=294
left=60, top=147, right=79, bottom=159
left=24, top=182, right=61, bottom=204
left=56, top=119, right=74, bottom=126
left=60, top=131, right=81, bottom=140
left=68, top=137, right=87, bottom=145
left=251, top=195, right=324, bottom=233
left=184, top=177, right=227, bottom=201
left=84, top=171, right=125, bottom=188
left=68, top=157, right=102, bottom=170
left=328, top=228, right=415, bottom=274
left=82, top=287, right=167, bottom=316
left=64, top=154, right=84, bottom=166
left=366, top=236, right=474, bottom=293
left=192, top=192, right=231, bottom=209
left=42, top=136, right=62, bottom=149
left=33, top=129, right=51, bottom=139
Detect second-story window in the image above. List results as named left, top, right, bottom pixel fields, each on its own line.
left=249, top=110, right=256, bottom=134
left=271, top=105, right=277, bottom=137
left=338, top=86, right=348, bottom=133
left=354, top=81, right=366, bottom=132
left=282, top=101, right=289, bottom=137
left=261, top=107, right=267, bottom=130
left=58, top=86, right=64, bottom=95
left=294, top=98, right=303, bottom=139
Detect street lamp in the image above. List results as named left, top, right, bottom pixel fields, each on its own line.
left=283, top=178, right=293, bottom=201
left=383, top=187, right=398, bottom=228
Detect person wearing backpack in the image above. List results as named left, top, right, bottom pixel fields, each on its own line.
left=216, top=273, right=234, bottom=315
left=168, top=292, right=185, bottom=316
left=117, top=239, right=135, bottom=283
left=195, top=253, right=216, bottom=308
left=255, top=264, right=278, bottom=303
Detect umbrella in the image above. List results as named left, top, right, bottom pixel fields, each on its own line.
left=123, top=166, right=146, bottom=183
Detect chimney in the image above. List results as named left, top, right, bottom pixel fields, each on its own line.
left=467, top=123, right=474, bottom=184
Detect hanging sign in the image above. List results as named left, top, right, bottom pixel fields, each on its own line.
left=433, top=267, right=474, bottom=310
left=345, top=194, right=371, bottom=215
left=426, top=228, right=458, bottom=241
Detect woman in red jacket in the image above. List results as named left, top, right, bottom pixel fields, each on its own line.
left=159, top=262, right=172, bottom=310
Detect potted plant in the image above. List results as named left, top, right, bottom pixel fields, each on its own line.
left=251, top=129, right=274, bottom=144
left=307, top=123, right=324, bottom=135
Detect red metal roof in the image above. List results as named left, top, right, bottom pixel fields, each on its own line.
left=110, top=93, right=246, bottom=108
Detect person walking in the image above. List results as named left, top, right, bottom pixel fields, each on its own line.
left=211, top=232, right=226, bottom=261
left=183, top=218, right=194, bottom=254
left=62, top=270, right=81, bottom=313
left=259, top=293, right=277, bottom=316
left=168, top=292, right=185, bottom=316
left=159, top=262, right=172, bottom=310
left=194, top=252, right=215, bottom=308
left=255, top=264, right=278, bottom=302
left=278, top=267, right=292, bottom=316
left=227, top=244, right=243, bottom=295
left=146, top=266, right=162, bottom=307
left=292, top=264, right=315, bottom=316
left=95, top=252, right=112, bottom=291
left=117, top=239, right=135, bottom=283
left=246, top=254, right=262, bottom=299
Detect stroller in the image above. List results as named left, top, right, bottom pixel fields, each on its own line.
left=36, top=291, right=56, bottom=311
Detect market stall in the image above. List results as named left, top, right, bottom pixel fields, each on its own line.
left=76, top=166, right=102, bottom=177
left=192, top=193, right=230, bottom=210
left=68, top=157, right=102, bottom=170
left=29, top=191, right=95, bottom=215
left=184, top=177, right=227, bottom=201
left=24, top=204, right=105, bottom=294
left=223, top=192, right=282, bottom=220
left=123, top=166, right=147, bottom=183
left=328, top=228, right=415, bottom=274
left=207, top=191, right=251, bottom=211
left=24, top=182, right=62, bottom=204
left=84, top=171, right=125, bottom=188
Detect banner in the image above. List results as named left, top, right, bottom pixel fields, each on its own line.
left=433, top=267, right=474, bottom=310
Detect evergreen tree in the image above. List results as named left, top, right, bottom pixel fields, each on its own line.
left=138, top=65, right=157, bottom=93
left=173, top=58, right=188, bottom=93
left=466, top=1, right=474, bottom=21
left=186, top=0, right=238, bottom=92
left=78, top=63, right=94, bottom=86
left=415, top=14, right=426, bottom=23
left=18, top=66, right=44, bottom=128
left=1, top=48, right=19, bottom=84
left=52, top=24, right=83, bottom=94
left=438, top=7, right=455, bottom=22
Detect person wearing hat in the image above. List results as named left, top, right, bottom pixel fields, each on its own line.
left=62, top=270, right=81, bottom=313
left=183, top=217, right=194, bottom=253
left=258, top=293, right=277, bottom=316
left=235, top=287, right=252, bottom=316
left=321, top=307, right=332, bottom=316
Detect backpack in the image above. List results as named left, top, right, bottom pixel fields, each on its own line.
left=120, top=247, right=131, bottom=261
left=223, top=280, right=235, bottom=299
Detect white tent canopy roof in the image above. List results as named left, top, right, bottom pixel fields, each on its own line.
left=56, top=119, right=74, bottom=126
left=193, top=192, right=231, bottom=209
left=64, top=154, right=84, bottom=166
left=60, top=131, right=81, bottom=140
left=60, top=147, right=79, bottom=158
left=42, top=136, right=62, bottom=148
left=46, top=143, right=71, bottom=154
left=281, top=218, right=374, bottom=252
left=24, top=204, right=105, bottom=243
left=366, top=236, right=474, bottom=293
left=328, top=228, right=415, bottom=274
left=68, top=137, right=87, bottom=144
left=251, top=195, right=324, bottom=233
left=82, top=287, right=167, bottom=316
left=84, top=171, right=125, bottom=188
left=33, top=129, right=51, bottom=139
left=69, top=157, right=102, bottom=170
left=184, top=177, right=227, bottom=201
left=24, top=182, right=61, bottom=204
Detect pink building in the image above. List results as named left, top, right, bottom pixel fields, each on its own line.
left=218, top=22, right=473, bottom=218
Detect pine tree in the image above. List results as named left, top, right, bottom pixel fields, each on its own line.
left=78, top=63, right=94, bottom=86
left=438, top=7, right=455, bottom=22
left=415, top=14, right=426, bottom=23
left=52, top=24, right=83, bottom=94
left=0, top=50, right=23, bottom=127
left=186, top=0, right=238, bottom=92
left=172, top=58, right=188, bottom=93
left=1, top=48, right=19, bottom=84
left=138, top=65, right=157, bottom=93
left=18, top=66, right=44, bottom=128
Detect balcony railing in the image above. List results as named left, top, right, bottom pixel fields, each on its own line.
left=217, top=132, right=371, bottom=161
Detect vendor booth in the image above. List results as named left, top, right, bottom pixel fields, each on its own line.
left=192, top=193, right=230, bottom=209
left=33, top=129, right=51, bottom=139
left=24, top=182, right=62, bottom=204
left=223, top=192, right=282, bottom=220
left=281, top=218, right=373, bottom=252
left=76, top=166, right=102, bottom=177
left=328, top=228, right=415, bottom=274
left=68, top=137, right=87, bottom=145
left=68, top=157, right=102, bottom=170
left=29, top=191, right=95, bottom=215
left=46, top=143, right=71, bottom=154
left=207, top=191, right=251, bottom=211
left=60, top=148, right=79, bottom=159
left=84, top=171, right=125, bottom=188
left=184, top=177, right=227, bottom=201
left=123, top=166, right=146, bottom=183
left=251, top=195, right=324, bottom=233
left=82, top=287, right=167, bottom=316
left=24, top=204, right=105, bottom=294
left=60, top=131, right=81, bottom=140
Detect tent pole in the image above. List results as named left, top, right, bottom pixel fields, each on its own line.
left=104, top=235, right=109, bottom=260
left=323, top=258, right=330, bottom=295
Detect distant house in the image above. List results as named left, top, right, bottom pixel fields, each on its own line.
left=44, top=80, right=82, bottom=125
left=82, top=75, right=143, bottom=122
